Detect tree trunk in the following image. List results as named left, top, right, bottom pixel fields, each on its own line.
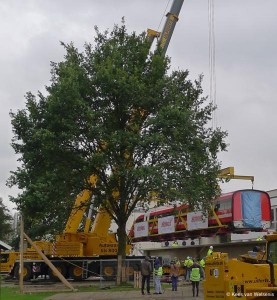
left=116, top=220, right=127, bottom=285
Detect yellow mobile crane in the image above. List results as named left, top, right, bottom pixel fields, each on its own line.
left=204, top=233, right=277, bottom=300
left=0, top=0, right=184, bottom=282
left=0, top=0, right=255, bottom=282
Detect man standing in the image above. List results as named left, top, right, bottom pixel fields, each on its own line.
left=184, top=256, right=193, bottom=281
left=207, top=246, right=213, bottom=256
left=141, top=256, right=152, bottom=295
left=190, top=259, right=202, bottom=297
left=199, top=257, right=206, bottom=271
left=154, top=257, right=163, bottom=294
left=170, top=258, right=180, bottom=291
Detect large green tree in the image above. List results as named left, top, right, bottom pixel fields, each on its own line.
left=8, top=23, right=227, bottom=258
left=0, top=198, right=13, bottom=243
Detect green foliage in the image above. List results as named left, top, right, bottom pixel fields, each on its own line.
left=0, top=198, right=13, bottom=242
left=8, top=22, right=227, bottom=241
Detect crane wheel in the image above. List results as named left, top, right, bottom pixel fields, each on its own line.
left=125, top=266, right=134, bottom=280
left=102, top=263, right=116, bottom=280
left=48, top=263, right=67, bottom=281
left=69, top=264, right=83, bottom=281
left=14, top=263, right=32, bottom=281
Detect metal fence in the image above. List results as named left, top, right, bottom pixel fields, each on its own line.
left=89, top=258, right=143, bottom=288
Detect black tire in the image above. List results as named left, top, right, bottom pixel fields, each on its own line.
left=69, top=263, right=83, bottom=281
left=125, top=265, right=135, bottom=280
left=102, top=262, right=116, bottom=280
left=14, top=263, right=32, bottom=281
left=48, top=263, right=67, bottom=281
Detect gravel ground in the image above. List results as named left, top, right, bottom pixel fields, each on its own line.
left=2, top=277, right=204, bottom=300
left=43, top=284, right=204, bottom=300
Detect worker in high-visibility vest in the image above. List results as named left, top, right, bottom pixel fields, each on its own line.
left=207, top=245, right=213, bottom=256
left=154, top=257, right=163, bottom=294
left=172, top=240, right=178, bottom=247
left=184, top=256, right=193, bottom=281
left=190, top=260, right=202, bottom=297
left=199, top=257, right=205, bottom=269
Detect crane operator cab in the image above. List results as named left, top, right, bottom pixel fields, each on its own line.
left=267, top=234, right=277, bottom=263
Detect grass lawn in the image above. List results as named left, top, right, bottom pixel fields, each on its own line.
left=0, top=286, right=55, bottom=300
left=0, top=282, right=140, bottom=300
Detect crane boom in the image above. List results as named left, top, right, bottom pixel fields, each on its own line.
left=63, top=175, right=97, bottom=233
left=218, top=167, right=254, bottom=183
left=158, top=0, right=184, bottom=55
left=147, top=0, right=184, bottom=55
left=64, top=0, right=184, bottom=236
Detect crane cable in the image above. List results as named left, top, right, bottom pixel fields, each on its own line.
left=208, top=0, right=217, bottom=129
left=157, top=0, right=171, bottom=33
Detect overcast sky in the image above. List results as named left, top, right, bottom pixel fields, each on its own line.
left=1, top=0, right=276, bottom=211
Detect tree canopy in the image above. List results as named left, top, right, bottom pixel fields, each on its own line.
left=0, top=198, right=13, bottom=243
left=8, top=23, right=227, bottom=244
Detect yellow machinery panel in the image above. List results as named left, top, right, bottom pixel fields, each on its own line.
left=204, top=250, right=277, bottom=300
left=52, top=241, right=84, bottom=257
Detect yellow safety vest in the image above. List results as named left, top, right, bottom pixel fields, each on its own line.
left=200, top=259, right=205, bottom=268
left=154, top=266, right=163, bottom=276
left=190, top=267, right=200, bottom=281
left=207, top=249, right=213, bottom=256
left=187, top=259, right=193, bottom=267
left=184, top=259, right=193, bottom=267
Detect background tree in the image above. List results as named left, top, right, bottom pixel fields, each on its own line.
left=0, top=198, right=13, bottom=243
left=8, top=22, right=227, bottom=269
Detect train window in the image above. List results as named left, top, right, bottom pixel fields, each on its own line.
left=227, top=198, right=232, bottom=209
left=219, top=198, right=232, bottom=210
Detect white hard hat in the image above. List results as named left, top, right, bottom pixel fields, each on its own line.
left=210, top=246, right=213, bottom=249
left=187, top=256, right=190, bottom=259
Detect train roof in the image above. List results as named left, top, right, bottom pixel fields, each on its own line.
left=135, top=189, right=269, bottom=218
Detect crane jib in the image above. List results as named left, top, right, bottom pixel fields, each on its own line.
left=158, top=0, right=184, bottom=55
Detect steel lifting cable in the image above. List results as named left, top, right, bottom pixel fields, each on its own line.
left=208, top=0, right=217, bottom=129
left=58, top=256, right=100, bottom=277
left=157, top=0, right=171, bottom=33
